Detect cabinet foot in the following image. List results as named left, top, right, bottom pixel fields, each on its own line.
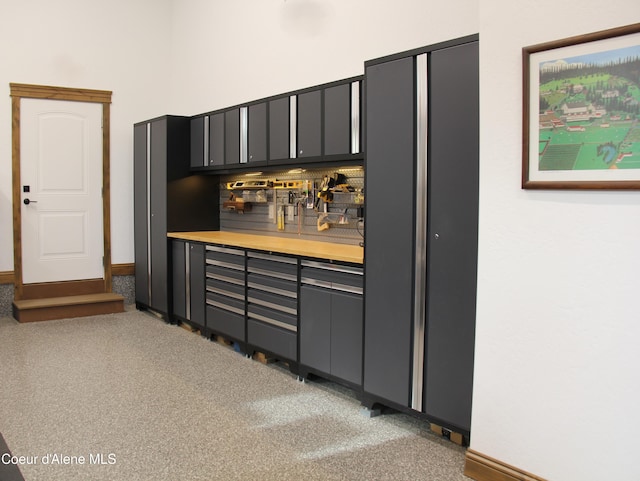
left=430, top=423, right=466, bottom=446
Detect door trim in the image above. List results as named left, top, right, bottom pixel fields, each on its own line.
left=10, top=83, right=113, bottom=301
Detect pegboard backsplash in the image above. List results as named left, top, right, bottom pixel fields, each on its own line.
left=219, top=166, right=364, bottom=246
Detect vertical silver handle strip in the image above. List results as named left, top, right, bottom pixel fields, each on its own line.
left=240, top=107, right=248, bottom=163
left=185, top=242, right=191, bottom=320
left=412, top=53, right=428, bottom=412
left=289, top=95, right=297, bottom=158
left=203, top=116, right=209, bottom=166
left=146, top=122, right=152, bottom=303
left=351, top=81, right=360, bottom=154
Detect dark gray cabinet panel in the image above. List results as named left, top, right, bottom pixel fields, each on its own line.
left=171, top=241, right=205, bottom=327
left=424, top=42, right=478, bottom=432
left=172, top=240, right=187, bottom=319
left=300, top=286, right=331, bottom=374
left=189, top=242, right=206, bottom=326
left=363, top=57, right=415, bottom=407
left=150, top=119, right=169, bottom=314
left=225, top=109, right=240, bottom=165
left=269, top=97, right=289, bottom=162
left=133, top=123, right=149, bottom=306
left=209, top=113, right=225, bottom=167
left=190, top=116, right=205, bottom=168
left=324, top=83, right=350, bottom=156
left=297, top=90, right=322, bottom=158
left=248, top=103, right=267, bottom=163
left=330, top=290, right=363, bottom=385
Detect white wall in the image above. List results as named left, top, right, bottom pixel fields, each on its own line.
left=472, top=2, right=640, bottom=480
left=0, top=0, right=174, bottom=270
left=166, top=0, right=479, bottom=114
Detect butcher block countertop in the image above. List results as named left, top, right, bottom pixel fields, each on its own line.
left=167, top=231, right=364, bottom=265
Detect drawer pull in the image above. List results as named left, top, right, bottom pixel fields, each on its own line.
left=206, top=273, right=245, bottom=286
left=248, top=296, right=297, bottom=315
left=301, top=260, right=363, bottom=275
left=301, top=277, right=363, bottom=295
left=206, top=245, right=245, bottom=256
left=207, top=286, right=245, bottom=301
left=206, top=300, right=245, bottom=317
left=248, top=251, right=298, bottom=265
left=206, top=259, right=245, bottom=272
left=248, top=312, right=297, bottom=332
left=247, top=282, right=297, bottom=299
left=247, top=266, right=297, bottom=282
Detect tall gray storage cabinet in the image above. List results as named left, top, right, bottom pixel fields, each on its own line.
left=363, top=35, right=479, bottom=441
left=134, top=116, right=219, bottom=320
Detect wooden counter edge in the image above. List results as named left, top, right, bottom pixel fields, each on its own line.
left=167, top=232, right=363, bottom=265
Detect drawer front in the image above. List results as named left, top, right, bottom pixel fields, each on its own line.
left=206, top=305, right=245, bottom=340
left=247, top=288, right=297, bottom=315
left=206, top=265, right=245, bottom=285
left=247, top=272, right=297, bottom=298
left=247, top=255, right=298, bottom=280
left=248, top=304, right=297, bottom=331
left=206, top=245, right=245, bottom=258
left=206, top=292, right=245, bottom=315
left=206, top=278, right=245, bottom=300
left=248, top=319, right=297, bottom=360
left=300, top=262, right=363, bottom=294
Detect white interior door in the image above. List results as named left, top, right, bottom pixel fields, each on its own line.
left=20, top=98, right=104, bottom=284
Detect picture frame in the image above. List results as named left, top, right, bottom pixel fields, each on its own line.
left=523, top=23, right=640, bottom=189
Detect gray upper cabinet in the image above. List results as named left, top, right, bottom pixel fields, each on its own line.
left=269, top=97, right=290, bottom=163
left=189, top=76, right=363, bottom=171
left=296, top=90, right=322, bottom=159
left=248, top=102, right=267, bottom=164
left=324, top=83, right=351, bottom=157
left=225, top=108, right=240, bottom=165
left=209, top=112, right=225, bottom=167
left=190, top=116, right=206, bottom=168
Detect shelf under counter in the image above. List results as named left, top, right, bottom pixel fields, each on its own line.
left=167, top=231, right=363, bottom=265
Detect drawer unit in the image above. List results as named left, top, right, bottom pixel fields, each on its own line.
left=205, top=245, right=246, bottom=341
left=300, top=260, right=364, bottom=386
left=246, top=251, right=299, bottom=361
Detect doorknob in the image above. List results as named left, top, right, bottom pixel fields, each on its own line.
left=23, top=198, right=37, bottom=205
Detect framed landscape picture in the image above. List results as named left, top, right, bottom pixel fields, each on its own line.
left=523, top=23, right=640, bottom=189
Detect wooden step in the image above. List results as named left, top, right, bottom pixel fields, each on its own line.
left=12, top=293, right=125, bottom=323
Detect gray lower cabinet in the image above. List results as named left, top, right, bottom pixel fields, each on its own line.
left=172, top=240, right=205, bottom=327
left=246, top=251, right=298, bottom=361
left=299, top=261, right=363, bottom=386
left=205, top=245, right=246, bottom=341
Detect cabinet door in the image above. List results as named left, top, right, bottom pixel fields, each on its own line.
left=324, top=83, right=350, bottom=156
left=330, top=291, right=363, bottom=386
left=150, top=119, right=169, bottom=314
left=172, top=240, right=187, bottom=319
left=364, top=57, right=415, bottom=407
left=423, top=42, right=479, bottom=433
left=133, top=123, right=149, bottom=305
left=225, top=109, right=240, bottom=165
left=269, top=97, right=290, bottom=162
left=248, top=103, right=267, bottom=163
left=189, top=242, right=206, bottom=327
left=300, top=285, right=331, bottom=374
left=190, top=116, right=205, bottom=168
left=209, top=113, right=225, bottom=167
left=297, top=90, right=322, bottom=159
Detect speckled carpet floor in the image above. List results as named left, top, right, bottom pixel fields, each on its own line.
left=0, top=307, right=469, bottom=481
